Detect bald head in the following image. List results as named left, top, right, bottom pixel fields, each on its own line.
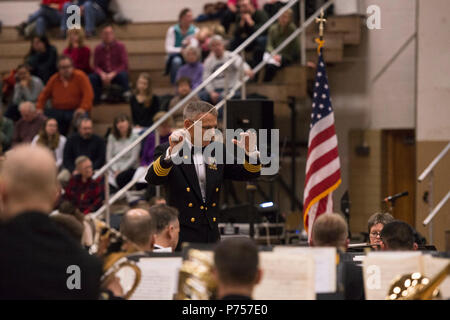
left=0, top=145, right=58, bottom=220
left=120, top=209, right=156, bottom=251
left=312, top=213, right=349, bottom=249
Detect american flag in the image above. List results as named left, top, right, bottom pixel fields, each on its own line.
left=303, top=48, right=341, bottom=240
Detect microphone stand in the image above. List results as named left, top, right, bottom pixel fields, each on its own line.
left=246, top=181, right=257, bottom=239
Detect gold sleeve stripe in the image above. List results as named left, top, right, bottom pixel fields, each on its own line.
left=244, top=160, right=262, bottom=173
left=152, top=156, right=172, bottom=177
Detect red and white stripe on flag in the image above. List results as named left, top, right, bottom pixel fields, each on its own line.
left=303, top=50, right=341, bottom=241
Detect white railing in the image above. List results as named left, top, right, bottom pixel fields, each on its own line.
left=418, top=142, right=450, bottom=244
left=92, top=0, right=335, bottom=221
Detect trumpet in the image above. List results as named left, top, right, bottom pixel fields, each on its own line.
left=85, top=215, right=142, bottom=299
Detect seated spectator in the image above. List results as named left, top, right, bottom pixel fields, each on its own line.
left=311, top=213, right=365, bottom=300
left=120, top=208, right=156, bottom=252
left=6, top=64, right=44, bottom=122
left=58, top=200, right=93, bottom=248
left=63, top=28, right=92, bottom=74
left=64, top=155, right=104, bottom=214
left=367, top=212, right=394, bottom=250
left=12, top=101, right=47, bottom=146
left=61, top=1, right=110, bottom=38
left=130, top=73, right=161, bottom=129
left=221, top=0, right=259, bottom=33
left=149, top=196, right=167, bottom=206
left=213, top=237, right=262, bottom=300
left=195, top=2, right=227, bottom=22
left=89, top=25, right=130, bottom=104
left=0, top=145, right=102, bottom=299
left=0, top=112, right=14, bottom=153
left=263, top=0, right=289, bottom=19
left=380, top=220, right=419, bottom=251
left=25, top=35, right=58, bottom=83
left=149, top=204, right=180, bottom=252
left=165, top=8, right=198, bottom=84
left=263, top=8, right=300, bottom=82
left=230, top=0, right=268, bottom=67
left=16, top=0, right=68, bottom=38
left=36, top=55, right=93, bottom=136
left=200, top=35, right=253, bottom=105
left=169, top=77, right=200, bottom=128
left=106, top=114, right=140, bottom=190
left=62, top=117, right=106, bottom=176
left=140, top=112, right=173, bottom=167
left=31, top=118, right=67, bottom=170
left=176, top=46, right=204, bottom=90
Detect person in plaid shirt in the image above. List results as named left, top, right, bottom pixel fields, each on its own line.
left=64, top=155, right=104, bottom=214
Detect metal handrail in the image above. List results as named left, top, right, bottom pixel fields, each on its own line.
left=93, top=0, right=301, bottom=180
left=423, top=190, right=450, bottom=226
left=418, top=142, right=450, bottom=182
left=92, top=0, right=335, bottom=218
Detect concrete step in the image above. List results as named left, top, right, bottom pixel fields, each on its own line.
left=91, top=103, right=131, bottom=124
left=305, top=15, right=363, bottom=45
left=247, top=82, right=307, bottom=101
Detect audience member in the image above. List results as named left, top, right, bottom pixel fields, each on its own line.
left=12, top=101, right=47, bottom=146
left=90, top=24, right=130, bottom=104
left=0, top=112, right=14, bottom=153
left=62, top=117, right=106, bottom=174
left=63, top=28, right=92, bottom=74
left=25, top=35, right=58, bottom=83
left=106, top=114, right=140, bottom=189
left=176, top=46, right=204, bottom=89
left=380, top=220, right=418, bottom=251
left=168, top=77, right=200, bottom=128
left=263, top=0, right=289, bottom=18
left=140, top=112, right=173, bottom=167
left=165, top=8, right=198, bottom=84
left=0, top=145, right=102, bottom=299
left=31, top=118, right=67, bottom=170
left=64, top=155, right=104, bottom=214
left=263, top=8, right=300, bottom=82
left=6, top=64, right=44, bottom=122
left=367, top=212, right=394, bottom=250
left=17, top=0, right=68, bottom=38
left=221, top=0, right=259, bottom=33
left=130, top=73, right=161, bottom=128
left=230, top=0, right=268, bottom=66
left=36, top=55, right=93, bottom=135
left=149, top=195, right=167, bottom=206
left=311, top=213, right=365, bottom=300
left=120, top=208, right=156, bottom=252
left=61, top=0, right=110, bottom=38
left=213, top=237, right=261, bottom=300
left=195, top=2, right=227, bottom=22
left=200, top=35, right=253, bottom=105
left=149, top=204, right=180, bottom=252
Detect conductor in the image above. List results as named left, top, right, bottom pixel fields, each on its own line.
left=146, top=101, right=261, bottom=245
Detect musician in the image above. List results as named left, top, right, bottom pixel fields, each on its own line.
left=367, top=212, right=394, bottom=250
left=149, top=204, right=180, bottom=252
left=380, top=220, right=418, bottom=251
left=0, top=145, right=102, bottom=299
left=119, top=208, right=157, bottom=252
left=146, top=101, right=261, bottom=245
left=311, top=213, right=365, bottom=300
left=213, top=237, right=261, bottom=300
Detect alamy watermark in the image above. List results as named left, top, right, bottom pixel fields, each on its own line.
left=366, top=5, right=381, bottom=30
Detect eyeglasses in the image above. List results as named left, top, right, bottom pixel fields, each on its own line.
left=370, top=231, right=381, bottom=238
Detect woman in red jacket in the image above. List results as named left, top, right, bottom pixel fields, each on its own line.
left=63, top=28, right=92, bottom=74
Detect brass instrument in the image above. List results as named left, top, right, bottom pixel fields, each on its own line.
left=386, top=262, right=450, bottom=300
left=176, top=249, right=217, bottom=300
left=85, top=215, right=142, bottom=299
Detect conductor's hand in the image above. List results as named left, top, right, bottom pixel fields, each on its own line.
left=232, top=130, right=257, bottom=155
left=168, top=129, right=187, bottom=157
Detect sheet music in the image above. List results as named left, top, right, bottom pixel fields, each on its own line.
left=253, top=251, right=315, bottom=300
left=274, top=246, right=337, bottom=293
left=363, top=251, right=422, bottom=300
left=130, top=257, right=182, bottom=300
left=421, top=255, right=450, bottom=299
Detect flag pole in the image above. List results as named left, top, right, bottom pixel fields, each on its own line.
left=315, top=8, right=326, bottom=54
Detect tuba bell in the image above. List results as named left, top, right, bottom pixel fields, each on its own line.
left=176, top=249, right=217, bottom=300
left=85, top=215, right=142, bottom=299
left=386, top=262, right=450, bottom=300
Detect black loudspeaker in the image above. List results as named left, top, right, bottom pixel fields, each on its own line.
left=226, top=99, right=274, bottom=132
